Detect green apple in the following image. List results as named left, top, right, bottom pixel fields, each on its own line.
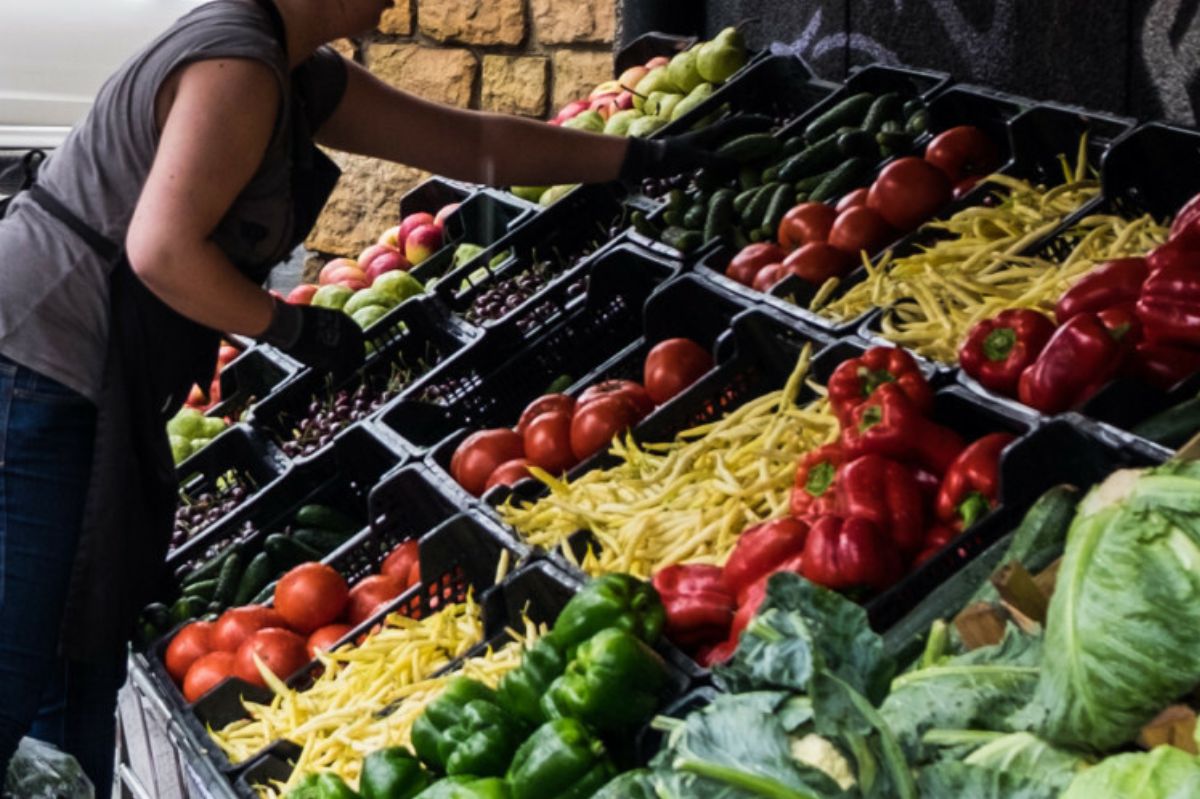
left=170, top=434, right=191, bottom=464
left=344, top=288, right=395, bottom=317
left=604, top=109, right=642, bottom=137
left=511, top=186, right=549, bottom=203
left=311, top=284, right=354, bottom=310
left=627, top=116, right=668, bottom=138
left=563, top=110, right=605, bottom=133
left=539, top=184, right=579, bottom=207
left=371, top=271, right=424, bottom=304
left=189, top=437, right=212, bottom=456
left=352, top=306, right=389, bottom=329
left=201, top=417, right=227, bottom=439
left=452, top=242, right=485, bottom=269
left=167, top=407, right=205, bottom=439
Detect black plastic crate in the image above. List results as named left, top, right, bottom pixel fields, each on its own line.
left=172, top=425, right=291, bottom=555
left=168, top=510, right=532, bottom=787
left=405, top=189, right=534, bottom=291
left=206, top=345, right=302, bottom=423
left=399, top=176, right=473, bottom=219
left=368, top=461, right=476, bottom=543
left=614, top=31, right=698, bottom=75
left=432, top=184, right=635, bottom=333
left=879, top=417, right=1166, bottom=657
left=245, top=298, right=470, bottom=463
left=427, top=274, right=764, bottom=499
left=379, top=242, right=679, bottom=454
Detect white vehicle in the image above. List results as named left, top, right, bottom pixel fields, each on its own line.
left=0, top=0, right=206, bottom=150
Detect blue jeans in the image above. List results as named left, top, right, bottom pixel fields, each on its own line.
left=0, top=354, right=123, bottom=798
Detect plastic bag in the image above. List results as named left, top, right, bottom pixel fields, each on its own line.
left=4, top=737, right=94, bottom=799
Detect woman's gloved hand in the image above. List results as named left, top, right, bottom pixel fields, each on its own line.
left=619, top=114, right=775, bottom=180
left=259, top=298, right=365, bottom=382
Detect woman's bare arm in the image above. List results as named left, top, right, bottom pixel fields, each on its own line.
left=125, top=58, right=281, bottom=337
left=315, top=59, right=631, bottom=186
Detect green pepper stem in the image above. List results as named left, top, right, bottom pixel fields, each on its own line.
left=858, top=405, right=883, bottom=432
left=805, top=462, right=835, bottom=498
left=858, top=367, right=896, bottom=396
left=958, top=493, right=990, bottom=528
left=675, top=759, right=821, bottom=799
left=982, top=327, right=1017, bottom=362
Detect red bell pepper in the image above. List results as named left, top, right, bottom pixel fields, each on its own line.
left=827, top=347, right=933, bottom=426
left=958, top=309, right=1056, bottom=397
left=800, top=515, right=900, bottom=593
left=835, top=455, right=925, bottom=555
left=936, top=432, right=1014, bottom=531
left=1170, top=193, right=1200, bottom=242
left=652, top=564, right=735, bottom=650
left=1131, top=341, right=1200, bottom=390
left=789, top=444, right=843, bottom=519
left=841, top=383, right=965, bottom=476
left=913, top=524, right=957, bottom=567
left=1136, top=256, right=1200, bottom=347
left=702, top=554, right=805, bottom=666
left=721, top=518, right=810, bottom=605
left=1017, top=312, right=1124, bottom=413
left=1054, top=258, right=1149, bottom=324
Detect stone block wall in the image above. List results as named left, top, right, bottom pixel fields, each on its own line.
left=306, top=0, right=617, bottom=257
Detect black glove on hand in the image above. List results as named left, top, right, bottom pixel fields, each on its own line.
left=619, top=114, right=776, bottom=180
left=260, top=299, right=365, bottom=382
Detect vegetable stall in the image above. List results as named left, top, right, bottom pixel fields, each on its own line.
left=116, top=30, right=1200, bottom=799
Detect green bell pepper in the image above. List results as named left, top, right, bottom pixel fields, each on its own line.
left=360, top=747, right=431, bottom=799
left=541, top=628, right=669, bottom=732
left=316, top=773, right=361, bottom=799
left=413, top=776, right=510, bottom=799
left=550, top=574, right=665, bottom=651
left=496, top=637, right=566, bottom=726
left=411, top=677, right=525, bottom=777
left=506, top=719, right=616, bottom=799
left=286, top=774, right=321, bottom=799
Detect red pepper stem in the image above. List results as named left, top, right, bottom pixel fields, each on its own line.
left=983, top=327, right=1016, bottom=362
left=958, top=492, right=990, bottom=528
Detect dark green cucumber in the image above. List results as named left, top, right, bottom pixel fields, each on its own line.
left=782, top=136, right=806, bottom=156
left=879, top=120, right=902, bottom=134
left=663, top=190, right=687, bottom=226
left=233, top=552, right=275, bottom=607
left=293, top=527, right=354, bottom=556
left=745, top=181, right=783, bottom=226
left=265, top=533, right=324, bottom=572
left=778, top=133, right=842, bottom=182
left=170, top=596, right=207, bottom=626
left=704, top=189, right=737, bottom=243
left=906, top=109, right=930, bottom=135
left=760, top=164, right=782, bottom=184
left=795, top=170, right=832, bottom=195
left=631, top=210, right=660, bottom=239
left=837, top=129, right=880, bottom=159
left=661, top=226, right=704, bottom=253
left=544, top=374, right=572, bottom=394
left=212, top=550, right=245, bottom=607
left=731, top=228, right=750, bottom=250
left=144, top=603, right=173, bottom=631
left=294, top=505, right=360, bottom=534
left=182, top=578, right=218, bottom=602
left=181, top=543, right=239, bottom=588
left=683, top=204, right=707, bottom=229
left=716, top=133, right=781, bottom=164
left=748, top=228, right=767, bottom=243
left=877, top=130, right=914, bottom=155
left=738, top=166, right=761, bottom=191
left=902, top=98, right=924, bottom=118
left=809, top=157, right=876, bottom=203
left=861, top=92, right=903, bottom=133
left=761, top=183, right=794, bottom=233
left=804, top=93, right=874, bottom=143
left=733, top=186, right=763, bottom=219
left=1132, top=396, right=1200, bottom=450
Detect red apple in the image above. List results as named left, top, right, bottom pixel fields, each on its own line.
left=588, top=81, right=622, bottom=101
left=364, top=250, right=411, bottom=283
left=378, top=225, right=402, bottom=248
left=554, top=100, right=591, bottom=123
left=548, top=118, right=562, bottom=126
left=617, top=66, right=649, bottom=90
left=615, top=91, right=635, bottom=111
left=337, top=277, right=370, bottom=291
left=319, top=257, right=359, bottom=285
left=358, top=243, right=397, bottom=269
left=405, top=224, right=444, bottom=266
left=644, top=56, right=670, bottom=69
left=397, top=213, right=436, bottom=248
left=434, top=203, right=460, bottom=229
left=286, top=284, right=320, bottom=305
left=590, top=94, right=619, bottom=118
left=325, top=265, right=367, bottom=288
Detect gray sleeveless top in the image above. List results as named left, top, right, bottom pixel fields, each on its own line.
left=0, top=0, right=346, bottom=401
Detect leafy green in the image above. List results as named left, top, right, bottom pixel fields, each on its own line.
left=962, top=732, right=1090, bottom=792
left=1020, top=466, right=1200, bottom=750
left=916, top=761, right=1059, bottom=799
left=1062, top=746, right=1200, bottom=798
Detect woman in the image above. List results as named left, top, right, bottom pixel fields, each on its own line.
left=0, top=0, right=737, bottom=793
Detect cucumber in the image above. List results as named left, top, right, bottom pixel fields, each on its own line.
left=902, top=98, right=924, bottom=117
left=745, top=182, right=783, bottom=226
left=760, top=164, right=782, bottom=184
left=837, top=129, right=880, bottom=159
left=663, top=190, right=687, bottom=226
left=294, top=504, right=360, bottom=534
left=704, top=189, right=737, bottom=243
left=180, top=543, right=239, bottom=588
left=748, top=228, right=767, bottom=243
left=1131, top=396, right=1200, bottom=449
left=545, top=374, right=572, bottom=394
left=170, top=596, right=207, bottom=626
left=877, top=130, right=914, bottom=155
left=716, top=133, right=782, bottom=164
left=144, top=603, right=173, bottom=631
left=683, top=204, right=707, bottom=229
left=906, top=109, right=930, bottom=135
left=879, top=120, right=902, bottom=134
left=694, top=168, right=724, bottom=192
left=809, top=157, right=876, bottom=203
left=795, top=170, right=833, bottom=195
left=265, top=533, right=324, bottom=572
left=631, top=210, right=660, bottom=239
left=212, top=550, right=245, bottom=607
left=738, top=166, right=761, bottom=191
left=182, top=578, right=218, bottom=602
left=861, top=92, right=903, bottom=133
left=782, top=136, right=806, bottom=157
left=661, top=227, right=704, bottom=253
left=233, top=552, right=275, bottom=607
left=778, top=133, right=843, bottom=182
left=732, top=228, right=751, bottom=250
left=794, top=192, right=809, bottom=205
left=804, top=93, right=874, bottom=144
left=293, top=527, right=354, bottom=556
left=733, top=186, right=763, bottom=219
left=761, top=183, right=795, bottom=233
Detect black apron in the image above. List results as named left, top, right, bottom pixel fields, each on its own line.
left=14, top=0, right=342, bottom=661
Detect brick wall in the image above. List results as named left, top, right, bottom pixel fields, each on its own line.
left=306, top=0, right=617, bottom=257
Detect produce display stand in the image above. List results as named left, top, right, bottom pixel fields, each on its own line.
left=116, top=37, right=1200, bottom=799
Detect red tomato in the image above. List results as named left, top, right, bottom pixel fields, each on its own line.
left=165, top=621, right=213, bottom=686
left=1170, top=192, right=1200, bottom=240
left=777, top=203, right=838, bottom=251
left=380, top=540, right=419, bottom=586
left=523, top=411, right=578, bottom=474
left=515, top=394, right=576, bottom=436
left=836, top=188, right=870, bottom=213
left=570, top=395, right=643, bottom=461
left=211, top=606, right=287, bottom=653
left=183, top=651, right=237, bottom=703
left=783, top=242, right=855, bottom=285
left=451, top=428, right=525, bottom=496
left=643, top=338, right=714, bottom=405
left=274, top=563, right=349, bottom=634
left=485, top=458, right=534, bottom=492
left=828, top=206, right=896, bottom=256
left=577, top=380, right=655, bottom=419
left=306, top=624, right=353, bottom=659
left=952, top=175, right=982, bottom=200
left=751, top=263, right=788, bottom=293
left=726, top=243, right=786, bottom=286
left=867, top=157, right=952, bottom=232
left=924, top=126, right=999, bottom=182
left=235, top=628, right=309, bottom=687
left=347, top=574, right=407, bottom=626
